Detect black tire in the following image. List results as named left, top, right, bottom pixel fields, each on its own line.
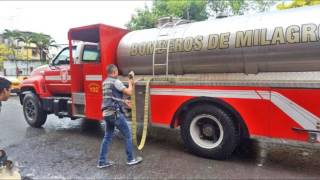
left=23, top=93, right=47, bottom=128
left=181, top=104, right=238, bottom=160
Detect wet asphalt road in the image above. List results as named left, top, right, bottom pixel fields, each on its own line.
left=1, top=96, right=320, bottom=179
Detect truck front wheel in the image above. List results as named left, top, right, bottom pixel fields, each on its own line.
left=23, top=93, right=47, bottom=128
left=181, top=104, right=238, bottom=160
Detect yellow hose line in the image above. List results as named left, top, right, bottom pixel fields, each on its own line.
left=131, top=78, right=152, bottom=150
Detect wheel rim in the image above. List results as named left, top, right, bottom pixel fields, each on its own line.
left=25, top=99, right=36, bottom=121
left=190, top=114, right=224, bottom=149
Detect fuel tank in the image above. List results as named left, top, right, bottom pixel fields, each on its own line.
left=117, top=5, right=320, bottom=75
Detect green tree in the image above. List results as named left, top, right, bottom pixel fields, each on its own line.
left=126, top=5, right=158, bottom=30
left=126, top=0, right=276, bottom=30
left=31, top=33, right=56, bottom=62
left=0, top=44, right=12, bottom=70
left=254, top=0, right=279, bottom=12
left=126, top=0, right=208, bottom=30
left=208, top=0, right=276, bottom=16
left=18, top=32, right=33, bottom=74
left=2, top=29, right=20, bottom=48
left=2, top=29, right=21, bottom=75
left=2, top=29, right=56, bottom=75
left=277, top=0, right=320, bottom=10
left=153, top=0, right=208, bottom=21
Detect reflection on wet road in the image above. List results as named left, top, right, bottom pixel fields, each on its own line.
left=1, top=96, right=319, bottom=179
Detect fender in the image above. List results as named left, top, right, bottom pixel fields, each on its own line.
left=19, top=75, right=52, bottom=104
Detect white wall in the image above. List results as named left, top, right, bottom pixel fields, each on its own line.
left=3, top=60, right=43, bottom=76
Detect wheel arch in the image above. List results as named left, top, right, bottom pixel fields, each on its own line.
left=171, top=97, right=250, bottom=140
left=19, top=86, right=37, bottom=105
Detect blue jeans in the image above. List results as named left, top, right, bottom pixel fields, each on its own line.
left=98, top=112, right=134, bottom=164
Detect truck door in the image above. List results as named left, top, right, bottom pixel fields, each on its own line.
left=81, top=44, right=103, bottom=120
left=68, top=24, right=128, bottom=120
left=44, top=47, right=75, bottom=95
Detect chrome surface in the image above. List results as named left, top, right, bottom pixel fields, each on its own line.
left=117, top=6, right=320, bottom=75
left=72, top=93, right=85, bottom=105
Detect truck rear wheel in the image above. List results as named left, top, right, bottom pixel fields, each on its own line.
left=23, top=93, right=47, bottom=128
left=181, top=104, right=238, bottom=160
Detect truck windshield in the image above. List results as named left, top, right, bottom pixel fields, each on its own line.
left=53, top=47, right=76, bottom=65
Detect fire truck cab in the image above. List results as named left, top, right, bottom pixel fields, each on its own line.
left=20, top=24, right=127, bottom=125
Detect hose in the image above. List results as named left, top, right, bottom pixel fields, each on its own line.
left=131, top=77, right=152, bottom=150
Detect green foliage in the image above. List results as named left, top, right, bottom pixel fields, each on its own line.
left=228, top=0, right=246, bottom=15
left=126, top=0, right=208, bottom=30
left=2, top=29, right=19, bottom=63
left=153, top=0, right=208, bottom=21
left=0, top=44, right=12, bottom=69
left=2, top=29, right=20, bottom=49
left=18, top=32, right=33, bottom=48
left=126, top=5, right=158, bottom=30
left=277, top=0, right=320, bottom=10
left=208, top=0, right=276, bottom=16
left=254, top=0, right=278, bottom=12
left=17, top=32, right=33, bottom=61
left=2, top=29, right=56, bottom=62
left=31, top=33, right=56, bottom=62
left=126, top=0, right=276, bottom=30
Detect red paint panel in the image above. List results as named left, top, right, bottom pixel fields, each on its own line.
left=223, top=98, right=271, bottom=137
left=269, top=88, right=320, bottom=141
left=150, top=85, right=319, bottom=143
left=85, top=94, right=103, bottom=120
left=151, top=95, right=192, bottom=125
left=71, top=64, right=84, bottom=92
left=44, top=64, right=71, bottom=95
left=47, top=84, right=71, bottom=95
left=150, top=85, right=272, bottom=137
left=274, top=89, right=320, bottom=118
left=270, top=104, right=308, bottom=141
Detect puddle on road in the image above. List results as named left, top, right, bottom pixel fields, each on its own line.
left=126, top=125, right=320, bottom=175
left=42, top=116, right=105, bottom=137
left=231, top=139, right=320, bottom=175
left=10, top=116, right=320, bottom=178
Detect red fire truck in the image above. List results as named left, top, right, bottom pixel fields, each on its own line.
left=20, top=6, right=320, bottom=159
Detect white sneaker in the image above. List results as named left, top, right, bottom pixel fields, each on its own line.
left=127, top=156, right=143, bottom=166
left=97, top=161, right=114, bottom=169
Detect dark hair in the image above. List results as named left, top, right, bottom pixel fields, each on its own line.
left=106, top=64, right=118, bottom=75
left=0, top=77, right=11, bottom=92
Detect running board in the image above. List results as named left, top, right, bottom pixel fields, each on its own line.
left=292, top=127, right=320, bottom=133
left=292, top=127, right=320, bottom=143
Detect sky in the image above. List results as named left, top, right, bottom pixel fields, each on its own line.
left=0, top=1, right=152, bottom=45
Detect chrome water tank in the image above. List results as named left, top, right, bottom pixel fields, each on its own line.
left=117, top=5, right=320, bottom=75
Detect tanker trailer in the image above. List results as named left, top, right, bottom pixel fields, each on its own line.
left=115, top=5, right=320, bottom=159
left=117, top=5, right=320, bottom=75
